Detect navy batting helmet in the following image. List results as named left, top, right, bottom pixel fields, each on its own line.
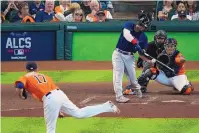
left=138, top=12, right=152, bottom=28
left=26, top=61, right=37, bottom=71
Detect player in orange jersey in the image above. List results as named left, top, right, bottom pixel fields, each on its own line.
left=15, top=62, right=120, bottom=133
left=154, top=38, right=194, bottom=94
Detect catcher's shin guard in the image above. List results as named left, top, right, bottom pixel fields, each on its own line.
left=137, top=67, right=159, bottom=92
left=180, top=83, right=194, bottom=95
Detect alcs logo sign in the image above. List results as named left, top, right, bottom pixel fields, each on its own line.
left=6, top=32, right=32, bottom=60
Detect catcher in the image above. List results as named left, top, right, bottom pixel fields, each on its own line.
left=153, top=38, right=194, bottom=94
left=124, top=30, right=167, bottom=94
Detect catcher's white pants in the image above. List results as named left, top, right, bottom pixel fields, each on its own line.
left=42, top=89, right=114, bottom=133
left=112, top=50, right=141, bottom=98
left=155, top=71, right=189, bottom=91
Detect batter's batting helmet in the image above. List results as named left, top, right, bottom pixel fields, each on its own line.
left=138, top=12, right=152, bottom=28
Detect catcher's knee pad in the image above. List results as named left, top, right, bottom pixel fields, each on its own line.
left=149, top=68, right=159, bottom=80
left=180, top=84, right=194, bottom=95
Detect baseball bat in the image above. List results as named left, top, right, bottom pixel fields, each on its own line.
left=143, top=52, right=175, bottom=73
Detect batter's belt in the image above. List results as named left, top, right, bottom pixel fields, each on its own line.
left=116, top=48, right=133, bottom=55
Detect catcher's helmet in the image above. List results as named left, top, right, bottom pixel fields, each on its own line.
left=138, top=12, right=152, bottom=28
left=26, top=61, right=37, bottom=71
left=164, top=38, right=177, bottom=46
left=164, top=38, right=177, bottom=56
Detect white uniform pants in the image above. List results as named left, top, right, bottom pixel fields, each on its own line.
left=42, top=89, right=114, bottom=133
left=155, top=71, right=189, bottom=91
left=112, top=50, right=141, bottom=98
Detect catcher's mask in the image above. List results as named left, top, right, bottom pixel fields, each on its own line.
left=164, top=38, right=177, bottom=56
left=154, top=30, right=167, bottom=48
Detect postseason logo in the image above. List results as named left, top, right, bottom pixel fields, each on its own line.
left=6, top=32, right=31, bottom=60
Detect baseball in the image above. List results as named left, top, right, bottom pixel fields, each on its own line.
left=151, top=59, right=156, bottom=63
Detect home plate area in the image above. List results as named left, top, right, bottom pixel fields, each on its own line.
left=79, top=94, right=199, bottom=106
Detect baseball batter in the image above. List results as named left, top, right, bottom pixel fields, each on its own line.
left=15, top=62, right=120, bottom=133
left=112, top=12, right=152, bottom=103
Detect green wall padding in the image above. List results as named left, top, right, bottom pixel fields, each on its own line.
left=72, top=32, right=199, bottom=61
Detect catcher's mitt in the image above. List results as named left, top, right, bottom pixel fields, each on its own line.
left=157, top=53, right=170, bottom=65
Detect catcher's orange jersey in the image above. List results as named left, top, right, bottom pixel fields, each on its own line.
left=175, top=53, right=185, bottom=75
left=15, top=72, right=57, bottom=101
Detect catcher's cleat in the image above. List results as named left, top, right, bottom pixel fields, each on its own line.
left=123, top=89, right=135, bottom=95
left=183, top=87, right=192, bottom=95
left=181, top=83, right=194, bottom=95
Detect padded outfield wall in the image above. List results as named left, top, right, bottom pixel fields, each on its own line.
left=72, top=32, right=199, bottom=61
left=1, top=21, right=199, bottom=61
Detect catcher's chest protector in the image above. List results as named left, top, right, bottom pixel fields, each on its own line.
left=165, top=50, right=180, bottom=74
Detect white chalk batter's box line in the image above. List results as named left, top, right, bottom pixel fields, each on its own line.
left=2, top=97, right=199, bottom=112
left=79, top=95, right=199, bottom=105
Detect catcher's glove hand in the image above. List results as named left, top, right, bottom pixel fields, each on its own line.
left=157, top=53, right=170, bottom=65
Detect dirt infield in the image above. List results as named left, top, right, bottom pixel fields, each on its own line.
left=1, top=61, right=199, bottom=118
left=1, top=61, right=199, bottom=72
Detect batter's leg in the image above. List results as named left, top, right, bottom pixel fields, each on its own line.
left=43, top=93, right=62, bottom=133
left=123, top=54, right=142, bottom=98
left=59, top=91, right=120, bottom=118
left=112, top=50, right=129, bottom=102
left=124, top=67, right=133, bottom=89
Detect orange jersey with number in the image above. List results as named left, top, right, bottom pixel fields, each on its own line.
left=15, top=72, right=58, bottom=101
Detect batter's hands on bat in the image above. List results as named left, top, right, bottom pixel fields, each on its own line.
left=135, top=44, right=144, bottom=55
left=146, top=59, right=156, bottom=67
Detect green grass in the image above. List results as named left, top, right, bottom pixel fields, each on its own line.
left=1, top=117, right=199, bottom=133
left=1, top=70, right=199, bottom=84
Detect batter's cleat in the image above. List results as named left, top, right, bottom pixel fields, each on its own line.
left=134, top=89, right=142, bottom=98
left=116, top=96, right=130, bottom=103
left=108, top=101, right=120, bottom=114
left=123, top=89, right=135, bottom=95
